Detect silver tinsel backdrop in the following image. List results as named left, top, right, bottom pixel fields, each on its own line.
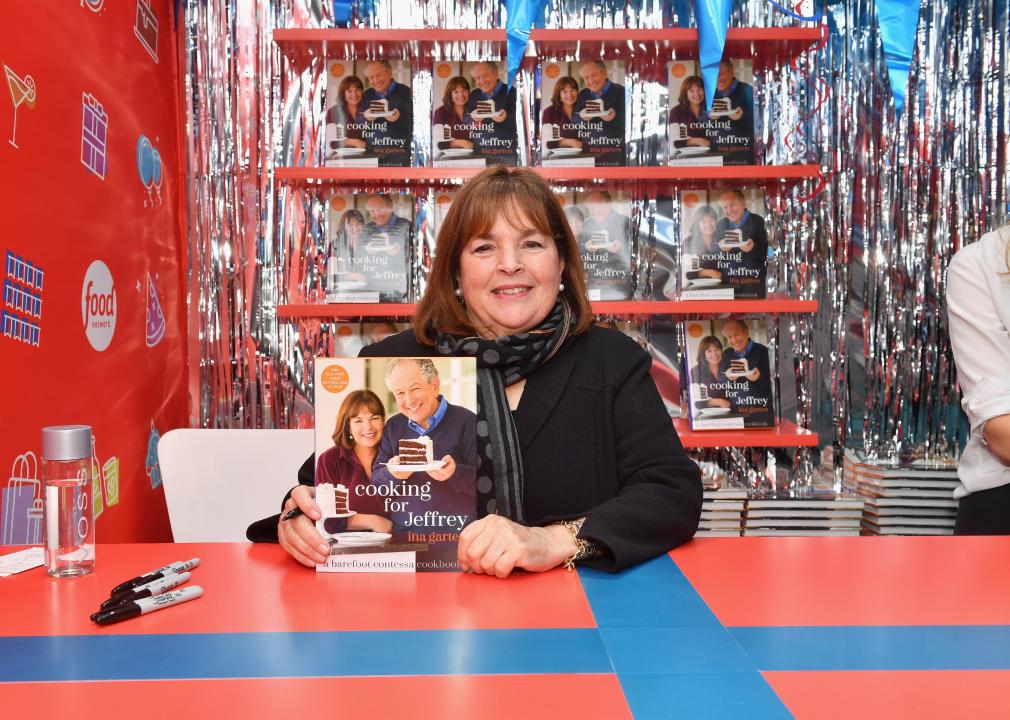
left=181, top=0, right=1008, bottom=486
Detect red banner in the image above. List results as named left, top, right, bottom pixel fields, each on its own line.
left=0, top=0, right=187, bottom=543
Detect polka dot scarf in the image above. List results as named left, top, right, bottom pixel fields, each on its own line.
left=432, top=298, right=576, bottom=523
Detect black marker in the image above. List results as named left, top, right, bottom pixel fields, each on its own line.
left=108, top=558, right=200, bottom=595
left=282, top=506, right=305, bottom=521
left=97, top=571, right=192, bottom=612
left=92, top=586, right=204, bottom=625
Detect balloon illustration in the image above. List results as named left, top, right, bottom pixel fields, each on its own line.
left=136, top=135, right=163, bottom=204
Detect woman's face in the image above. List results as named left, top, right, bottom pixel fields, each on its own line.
left=459, top=211, right=564, bottom=338
left=686, top=84, right=704, bottom=106
left=348, top=409, right=383, bottom=449
left=346, top=217, right=364, bottom=238
left=699, top=214, right=717, bottom=237
left=704, top=344, right=723, bottom=365
left=560, top=85, right=578, bottom=107
left=451, top=84, right=469, bottom=106
left=344, top=84, right=363, bottom=106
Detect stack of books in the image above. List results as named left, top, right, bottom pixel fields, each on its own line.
left=698, top=487, right=746, bottom=537
left=742, top=493, right=865, bottom=536
left=842, top=451, right=959, bottom=535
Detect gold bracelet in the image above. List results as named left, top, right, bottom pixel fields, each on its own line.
left=559, top=518, right=587, bottom=571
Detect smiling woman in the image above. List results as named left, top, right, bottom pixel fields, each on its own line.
left=272, top=167, right=702, bottom=575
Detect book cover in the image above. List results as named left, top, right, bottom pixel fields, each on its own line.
left=324, top=59, right=413, bottom=167
left=679, top=188, right=769, bottom=299
left=540, top=59, right=626, bottom=167
left=313, top=357, right=478, bottom=572
left=432, top=61, right=517, bottom=167
left=682, top=318, right=775, bottom=429
left=667, top=59, right=755, bottom=166
left=326, top=192, right=412, bottom=303
left=560, top=189, right=633, bottom=300
left=330, top=321, right=408, bottom=358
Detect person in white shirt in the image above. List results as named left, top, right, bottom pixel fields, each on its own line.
left=946, top=225, right=1010, bottom=533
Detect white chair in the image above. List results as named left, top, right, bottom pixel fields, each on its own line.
left=158, top=429, right=314, bottom=542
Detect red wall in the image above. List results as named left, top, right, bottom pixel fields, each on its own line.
left=0, top=0, right=187, bottom=543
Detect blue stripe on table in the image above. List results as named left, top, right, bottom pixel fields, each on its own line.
left=731, top=626, right=1010, bottom=671
left=0, top=628, right=610, bottom=682
left=580, top=556, right=792, bottom=719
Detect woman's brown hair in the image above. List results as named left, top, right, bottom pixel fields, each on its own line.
left=413, top=166, right=594, bottom=343
left=550, top=76, right=580, bottom=109
left=678, top=75, right=705, bottom=109
left=331, top=389, right=385, bottom=449
left=441, top=76, right=470, bottom=109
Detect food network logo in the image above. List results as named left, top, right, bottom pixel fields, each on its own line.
left=81, top=260, right=116, bottom=351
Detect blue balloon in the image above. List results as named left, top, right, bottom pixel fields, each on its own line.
left=152, top=148, right=163, bottom=188
left=137, top=135, right=155, bottom=187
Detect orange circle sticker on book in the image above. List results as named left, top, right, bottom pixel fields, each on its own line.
left=687, top=322, right=705, bottom=338
left=545, top=64, right=561, bottom=79
left=683, top=193, right=700, bottom=208
left=320, top=364, right=349, bottom=393
left=329, top=63, right=346, bottom=78
left=671, top=63, right=687, bottom=78
left=337, top=326, right=354, bottom=337
left=437, top=194, right=452, bottom=205
left=330, top=196, right=347, bottom=211
left=436, top=63, right=452, bottom=79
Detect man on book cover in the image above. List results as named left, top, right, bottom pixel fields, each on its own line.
left=718, top=319, right=773, bottom=424
left=464, top=61, right=518, bottom=165
left=714, top=188, right=767, bottom=298
left=574, top=60, right=625, bottom=166
left=710, top=59, right=755, bottom=164
left=361, top=60, right=413, bottom=166
left=370, top=359, right=477, bottom=537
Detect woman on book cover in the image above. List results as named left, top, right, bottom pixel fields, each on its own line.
left=432, top=76, right=475, bottom=151
left=564, top=205, right=587, bottom=244
left=668, top=75, right=711, bottom=149
left=315, top=389, right=393, bottom=534
left=684, top=204, right=723, bottom=281
left=269, top=167, right=702, bottom=574
left=330, top=208, right=368, bottom=283
left=326, top=75, right=367, bottom=150
left=541, top=76, right=583, bottom=150
left=691, top=336, right=730, bottom=408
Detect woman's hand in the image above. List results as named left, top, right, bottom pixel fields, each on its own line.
left=277, top=485, right=330, bottom=567
left=457, top=515, right=577, bottom=578
left=449, top=139, right=474, bottom=149
left=699, top=269, right=722, bottom=280
left=559, top=138, right=582, bottom=148
left=708, top=398, right=731, bottom=408
left=686, top=137, right=711, bottom=148
left=344, top=138, right=366, bottom=148
left=348, top=513, right=393, bottom=533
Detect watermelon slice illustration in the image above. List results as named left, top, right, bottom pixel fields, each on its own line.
left=145, top=272, right=166, bottom=347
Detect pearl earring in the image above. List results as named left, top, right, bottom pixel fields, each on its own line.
left=559, top=282, right=565, bottom=291
left=455, top=288, right=462, bottom=297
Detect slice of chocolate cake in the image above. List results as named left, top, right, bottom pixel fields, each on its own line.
left=398, top=436, right=433, bottom=465
left=475, top=100, right=495, bottom=116
left=583, top=99, right=604, bottom=114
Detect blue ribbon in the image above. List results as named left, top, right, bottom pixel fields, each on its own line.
left=333, top=0, right=353, bottom=27
left=874, top=0, right=921, bottom=115
left=695, top=0, right=732, bottom=112
left=505, top=0, right=548, bottom=90
left=766, top=0, right=823, bottom=22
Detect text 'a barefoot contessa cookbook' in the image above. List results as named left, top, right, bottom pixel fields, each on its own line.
left=313, top=357, right=478, bottom=572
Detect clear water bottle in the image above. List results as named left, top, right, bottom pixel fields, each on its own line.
left=41, top=425, right=95, bottom=577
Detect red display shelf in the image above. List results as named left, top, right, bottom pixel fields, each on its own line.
left=276, top=297, right=817, bottom=320
left=674, top=418, right=818, bottom=448
left=274, top=27, right=826, bottom=68
left=274, top=164, right=821, bottom=188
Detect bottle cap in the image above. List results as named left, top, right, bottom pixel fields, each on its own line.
left=41, top=425, right=93, bottom=461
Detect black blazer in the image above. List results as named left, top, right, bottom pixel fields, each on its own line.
left=249, top=325, right=702, bottom=572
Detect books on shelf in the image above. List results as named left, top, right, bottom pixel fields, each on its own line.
left=313, top=357, right=478, bottom=572
left=667, top=59, right=755, bottom=166
left=540, top=60, right=626, bottom=167
left=682, top=318, right=775, bottom=429
left=324, top=59, right=413, bottom=167
left=432, top=61, right=517, bottom=167
left=679, top=187, right=769, bottom=299
left=743, top=492, right=864, bottom=536
left=559, top=189, right=633, bottom=300
left=326, top=192, right=412, bottom=303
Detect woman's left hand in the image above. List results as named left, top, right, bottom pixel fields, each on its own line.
left=457, top=515, right=577, bottom=578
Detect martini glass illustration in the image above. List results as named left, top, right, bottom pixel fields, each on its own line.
left=4, top=65, right=36, bottom=149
